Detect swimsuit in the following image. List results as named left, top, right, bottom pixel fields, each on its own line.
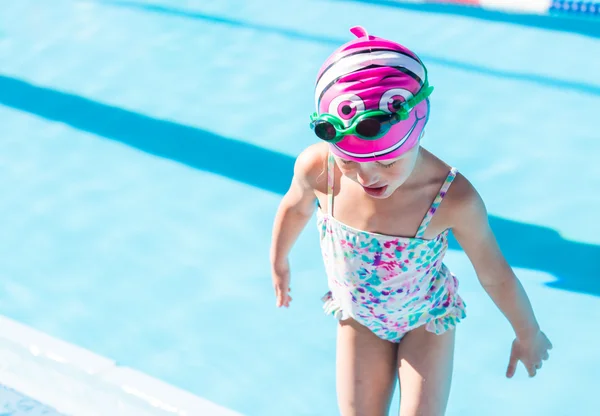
left=317, top=154, right=466, bottom=342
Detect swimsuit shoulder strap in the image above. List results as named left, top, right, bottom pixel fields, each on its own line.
left=414, top=167, right=458, bottom=238
left=327, top=152, right=335, bottom=216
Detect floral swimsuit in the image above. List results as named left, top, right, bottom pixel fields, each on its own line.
left=317, top=154, right=466, bottom=343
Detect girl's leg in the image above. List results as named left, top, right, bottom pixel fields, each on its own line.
left=396, top=325, right=456, bottom=416
left=336, top=318, right=398, bottom=416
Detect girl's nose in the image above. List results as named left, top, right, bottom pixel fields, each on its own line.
left=356, top=169, right=378, bottom=187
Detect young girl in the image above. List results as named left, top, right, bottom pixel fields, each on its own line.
left=270, top=26, right=552, bottom=416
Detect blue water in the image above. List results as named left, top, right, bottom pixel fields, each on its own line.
left=0, top=386, right=63, bottom=416
left=1, top=1, right=599, bottom=415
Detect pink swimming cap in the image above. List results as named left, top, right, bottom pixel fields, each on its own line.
left=314, top=26, right=431, bottom=162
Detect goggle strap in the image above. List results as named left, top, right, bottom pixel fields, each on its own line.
left=405, top=84, right=434, bottom=110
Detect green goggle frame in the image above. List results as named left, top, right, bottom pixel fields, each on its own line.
left=310, top=82, right=434, bottom=143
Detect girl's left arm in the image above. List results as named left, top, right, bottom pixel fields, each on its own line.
left=449, top=175, right=552, bottom=378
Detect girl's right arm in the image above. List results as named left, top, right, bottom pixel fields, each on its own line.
left=270, top=147, right=323, bottom=308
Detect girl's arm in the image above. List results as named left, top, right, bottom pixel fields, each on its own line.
left=449, top=175, right=552, bottom=377
left=270, top=148, right=321, bottom=308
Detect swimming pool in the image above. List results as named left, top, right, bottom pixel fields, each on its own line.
left=1, top=1, right=599, bottom=415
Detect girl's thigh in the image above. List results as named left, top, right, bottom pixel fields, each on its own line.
left=336, top=318, right=398, bottom=416
left=396, top=325, right=456, bottom=416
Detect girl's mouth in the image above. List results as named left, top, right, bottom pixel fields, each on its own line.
left=362, top=185, right=388, bottom=197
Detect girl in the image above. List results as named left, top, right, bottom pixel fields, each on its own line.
left=270, top=26, right=552, bottom=416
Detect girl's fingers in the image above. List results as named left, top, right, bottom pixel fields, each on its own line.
left=276, top=287, right=285, bottom=307
left=525, top=361, right=537, bottom=377
left=275, top=286, right=292, bottom=307
left=506, top=360, right=517, bottom=378
left=506, top=346, right=519, bottom=378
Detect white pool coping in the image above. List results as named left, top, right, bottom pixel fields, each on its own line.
left=0, top=316, right=243, bottom=416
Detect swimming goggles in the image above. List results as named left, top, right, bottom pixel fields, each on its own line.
left=309, top=83, right=433, bottom=143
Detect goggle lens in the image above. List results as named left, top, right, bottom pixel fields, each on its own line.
left=355, top=116, right=386, bottom=138
left=313, top=120, right=337, bottom=141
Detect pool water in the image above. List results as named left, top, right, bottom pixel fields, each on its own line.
left=1, top=1, right=599, bottom=415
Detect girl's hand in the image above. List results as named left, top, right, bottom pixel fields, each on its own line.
left=506, top=330, right=552, bottom=378
left=272, top=259, right=292, bottom=308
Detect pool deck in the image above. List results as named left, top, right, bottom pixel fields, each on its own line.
left=0, top=316, right=242, bottom=416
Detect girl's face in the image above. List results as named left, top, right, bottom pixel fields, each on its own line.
left=334, top=143, right=420, bottom=199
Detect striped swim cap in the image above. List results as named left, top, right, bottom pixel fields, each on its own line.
left=314, top=26, right=432, bottom=161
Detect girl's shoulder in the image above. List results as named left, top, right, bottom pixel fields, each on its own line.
left=437, top=167, right=486, bottom=231
left=419, top=148, right=484, bottom=230
left=293, top=143, right=330, bottom=193
left=420, top=148, right=478, bottom=203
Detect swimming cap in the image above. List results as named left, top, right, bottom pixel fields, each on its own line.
left=314, top=26, right=431, bottom=162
